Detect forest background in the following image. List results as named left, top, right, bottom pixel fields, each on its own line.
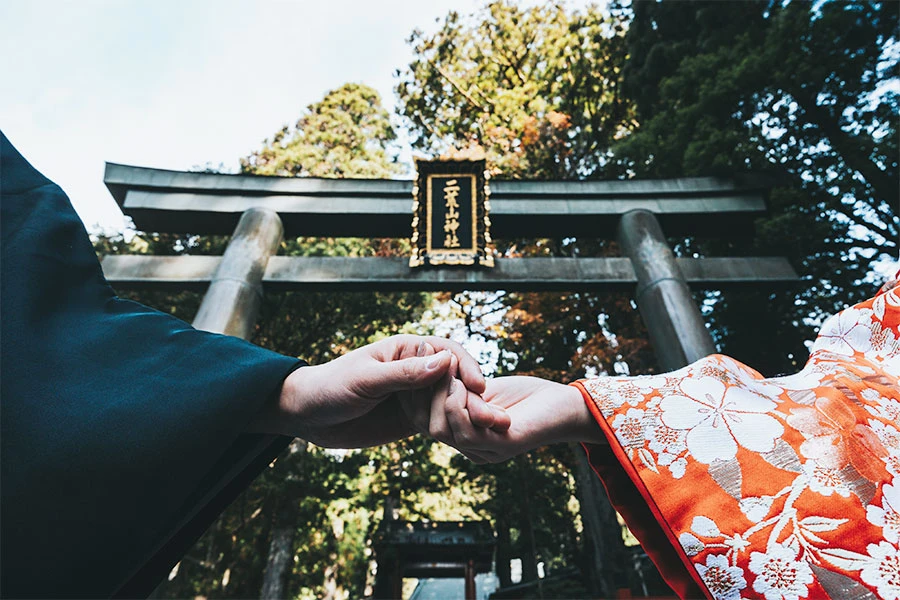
left=95, top=1, right=898, bottom=598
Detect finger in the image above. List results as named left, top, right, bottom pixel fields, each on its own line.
left=445, top=375, right=479, bottom=451
left=400, top=338, right=425, bottom=360
left=397, top=341, right=427, bottom=410
left=424, top=336, right=486, bottom=395
left=467, top=394, right=511, bottom=433
left=370, top=349, right=452, bottom=395
left=446, top=383, right=516, bottom=454
left=428, top=355, right=456, bottom=445
left=399, top=342, right=436, bottom=434
left=465, top=391, right=499, bottom=429
left=489, top=405, right=511, bottom=432
left=366, top=335, right=438, bottom=363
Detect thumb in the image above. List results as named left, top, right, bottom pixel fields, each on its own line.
left=373, top=349, right=452, bottom=394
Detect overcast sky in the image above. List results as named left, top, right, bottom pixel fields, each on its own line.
left=1, top=0, right=486, bottom=232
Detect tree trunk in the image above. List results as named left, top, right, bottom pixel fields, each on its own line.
left=259, top=510, right=296, bottom=600
left=517, top=456, right=540, bottom=591
left=519, top=519, right=539, bottom=584
left=322, top=564, right=338, bottom=600
left=571, top=444, right=629, bottom=597
left=495, top=516, right=513, bottom=588
left=260, top=441, right=306, bottom=599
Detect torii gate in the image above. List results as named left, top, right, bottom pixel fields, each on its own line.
left=101, top=163, right=797, bottom=598
left=102, top=163, right=797, bottom=369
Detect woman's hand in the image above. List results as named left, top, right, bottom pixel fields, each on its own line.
left=429, top=374, right=605, bottom=463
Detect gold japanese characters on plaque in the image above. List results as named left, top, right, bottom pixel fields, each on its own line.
left=409, top=158, right=494, bottom=268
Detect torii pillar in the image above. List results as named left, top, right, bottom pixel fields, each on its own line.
left=191, top=207, right=283, bottom=339
left=617, top=209, right=717, bottom=371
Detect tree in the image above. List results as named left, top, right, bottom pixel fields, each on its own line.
left=237, top=83, right=447, bottom=600
left=241, top=82, right=403, bottom=179
left=397, top=1, right=634, bottom=178
left=613, top=0, right=899, bottom=374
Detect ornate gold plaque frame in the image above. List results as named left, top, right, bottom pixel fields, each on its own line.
left=409, top=158, right=494, bottom=268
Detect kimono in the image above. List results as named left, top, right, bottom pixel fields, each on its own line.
left=0, top=132, right=302, bottom=597
left=574, top=277, right=900, bottom=599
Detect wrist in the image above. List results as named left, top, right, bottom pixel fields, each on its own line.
left=249, top=363, right=322, bottom=437
left=566, top=383, right=605, bottom=444
left=280, top=363, right=328, bottom=424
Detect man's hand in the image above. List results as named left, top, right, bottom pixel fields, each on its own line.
left=249, top=335, right=500, bottom=448
left=429, top=375, right=605, bottom=463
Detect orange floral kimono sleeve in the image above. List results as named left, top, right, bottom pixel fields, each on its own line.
left=573, top=278, right=900, bottom=599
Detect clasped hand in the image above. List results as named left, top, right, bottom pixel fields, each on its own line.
left=405, top=350, right=605, bottom=463
left=251, top=335, right=603, bottom=462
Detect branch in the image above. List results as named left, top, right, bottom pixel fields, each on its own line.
left=503, top=45, right=529, bottom=86
left=488, top=54, right=524, bottom=86
left=828, top=199, right=892, bottom=239
left=434, top=63, right=489, bottom=113
left=829, top=238, right=897, bottom=255
left=473, top=303, right=508, bottom=320
left=790, top=87, right=898, bottom=208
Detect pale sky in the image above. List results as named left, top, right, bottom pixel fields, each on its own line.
left=0, top=0, right=484, bottom=233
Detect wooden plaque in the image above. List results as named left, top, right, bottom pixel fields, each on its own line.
left=409, top=159, right=493, bottom=267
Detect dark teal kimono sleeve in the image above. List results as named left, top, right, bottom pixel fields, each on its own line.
left=0, top=132, right=303, bottom=598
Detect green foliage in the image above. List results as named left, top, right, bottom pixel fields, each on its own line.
left=395, top=1, right=898, bottom=595
left=396, top=0, right=634, bottom=178
left=614, top=0, right=899, bottom=374
left=241, top=82, right=402, bottom=179
left=449, top=446, right=585, bottom=590
left=209, top=85, right=441, bottom=600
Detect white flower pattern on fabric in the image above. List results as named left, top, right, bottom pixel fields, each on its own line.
left=811, top=307, right=873, bottom=356
left=679, top=532, right=705, bottom=557
left=658, top=453, right=687, bottom=478
left=870, top=321, right=900, bottom=364
left=801, top=461, right=852, bottom=497
left=871, top=420, right=900, bottom=477
left=691, top=515, right=721, bottom=537
left=710, top=355, right=784, bottom=399
left=863, top=388, right=900, bottom=423
left=610, top=408, right=646, bottom=450
left=660, top=377, right=784, bottom=464
left=696, top=553, right=747, bottom=600
left=578, top=274, right=900, bottom=600
left=868, top=481, right=900, bottom=544
left=873, top=288, right=900, bottom=322
left=604, top=379, right=647, bottom=408
left=647, top=422, right=687, bottom=456
left=859, top=541, right=900, bottom=600
left=739, top=496, right=775, bottom=523
left=582, top=373, right=677, bottom=418
left=748, top=544, right=814, bottom=600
